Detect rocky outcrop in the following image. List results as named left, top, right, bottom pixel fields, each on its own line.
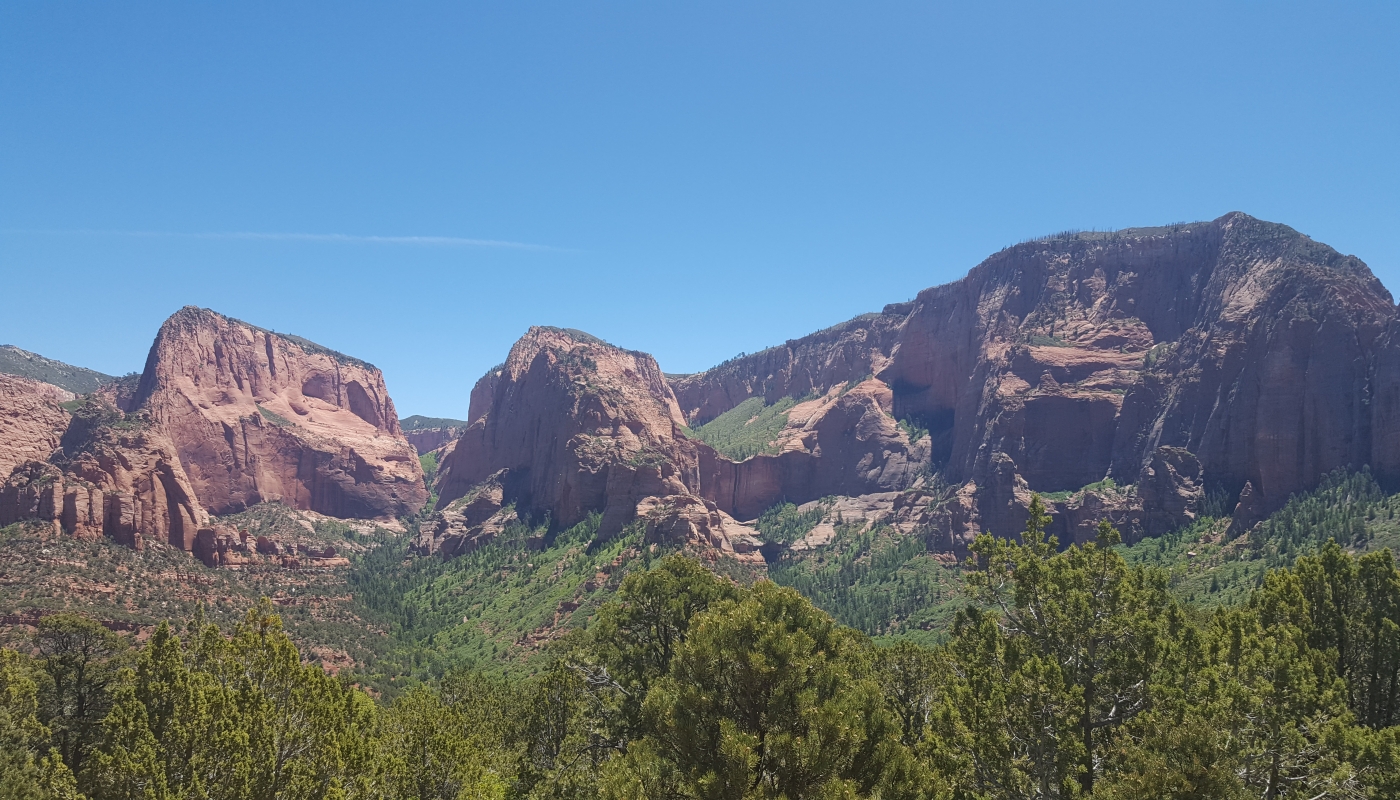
left=635, top=494, right=764, bottom=566
left=400, top=415, right=469, bottom=454
left=669, top=311, right=907, bottom=425
left=0, top=375, right=71, bottom=480
left=431, top=328, right=698, bottom=544
left=425, top=327, right=929, bottom=557
left=403, top=427, right=463, bottom=454
left=695, top=379, right=930, bottom=519
left=192, top=523, right=351, bottom=569
left=413, top=474, right=516, bottom=558
left=0, top=397, right=208, bottom=550
left=132, top=307, right=426, bottom=519
left=0, top=308, right=423, bottom=566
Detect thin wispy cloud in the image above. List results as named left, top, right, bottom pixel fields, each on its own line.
left=1, top=228, right=571, bottom=252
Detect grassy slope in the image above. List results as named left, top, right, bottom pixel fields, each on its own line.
left=345, top=513, right=659, bottom=688
left=685, top=396, right=797, bottom=461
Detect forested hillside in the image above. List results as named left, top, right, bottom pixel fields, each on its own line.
left=9, top=500, right=1400, bottom=798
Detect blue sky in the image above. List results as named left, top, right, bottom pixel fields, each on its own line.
left=2, top=2, right=1397, bottom=419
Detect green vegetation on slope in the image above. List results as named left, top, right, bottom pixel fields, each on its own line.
left=752, top=499, right=830, bottom=545
left=419, top=450, right=439, bottom=492
left=0, top=515, right=389, bottom=670
left=0, top=345, right=115, bottom=394
left=346, top=513, right=656, bottom=687
left=14, top=523, right=1400, bottom=798
left=684, top=395, right=797, bottom=460
left=1117, top=467, right=1400, bottom=606
left=400, top=414, right=469, bottom=431
left=769, top=518, right=963, bottom=642
left=255, top=404, right=294, bottom=427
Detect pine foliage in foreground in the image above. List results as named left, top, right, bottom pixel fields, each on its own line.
left=10, top=499, right=1400, bottom=797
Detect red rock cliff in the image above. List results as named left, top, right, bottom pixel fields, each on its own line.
left=881, top=213, right=1396, bottom=522
left=0, top=374, right=71, bottom=479
left=432, top=327, right=698, bottom=538
left=427, top=327, right=929, bottom=555
left=665, top=213, right=1399, bottom=544
left=669, top=310, right=907, bottom=426
left=131, top=307, right=426, bottom=519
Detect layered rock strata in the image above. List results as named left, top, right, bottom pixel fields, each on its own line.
left=0, top=399, right=206, bottom=550
left=669, top=311, right=907, bottom=426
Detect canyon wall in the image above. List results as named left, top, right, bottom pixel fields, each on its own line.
left=133, top=307, right=426, bottom=519
left=430, top=213, right=1400, bottom=556
left=1, top=307, right=425, bottom=563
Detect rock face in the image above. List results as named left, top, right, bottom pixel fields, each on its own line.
left=132, top=307, right=426, bottom=519
left=423, top=327, right=930, bottom=558
left=431, top=327, right=699, bottom=543
left=694, top=379, right=930, bottom=520
left=635, top=494, right=765, bottom=566
left=0, top=375, right=72, bottom=479
left=433, top=213, right=1400, bottom=557
left=0, top=307, right=424, bottom=566
left=400, top=415, right=470, bottom=454
left=882, top=214, right=1393, bottom=525
left=192, top=523, right=350, bottom=570
left=403, top=427, right=463, bottom=454
left=0, top=398, right=207, bottom=550
left=670, top=311, right=907, bottom=426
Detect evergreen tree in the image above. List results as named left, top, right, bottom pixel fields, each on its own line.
left=954, top=503, right=1172, bottom=797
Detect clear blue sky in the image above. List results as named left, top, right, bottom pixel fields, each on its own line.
left=2, top=2, right=1397, bottom=419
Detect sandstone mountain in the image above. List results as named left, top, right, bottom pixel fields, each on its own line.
left=132, top=307, right=425, bottom=519
left=0, top=307, right=424, bottom=561
left=421, top=325, right=928, bottom=559
left=0, top=374, right=71, bottom=479
left=424, top=213, right=1399, bottom=559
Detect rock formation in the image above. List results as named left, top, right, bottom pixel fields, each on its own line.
left=430, top=327, right=700, bottom=547
left=669, top=311, right=906, bottom=426
left=0, top=374, right=71, bottom=479
left=423, top=327, right=928, bottom=557
left=881, top=214, right=1392, bottom=532
left=635, top=494, right=765, bottom=566
left=400, top=415, right=469, bottom=454
left=0, top=307, right=424, bottom=566
left=430, top=213, right=1397, bottom=558
left=132, top=307, right=426, bottom=519
left=694, top=378, right=930, bottom=520
left=0, top=397, right=206, bottom=549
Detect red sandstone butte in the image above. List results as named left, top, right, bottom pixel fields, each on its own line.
left=131, top=307, right=426, bottom=520
left=1, top=307, right=426, bottom=565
